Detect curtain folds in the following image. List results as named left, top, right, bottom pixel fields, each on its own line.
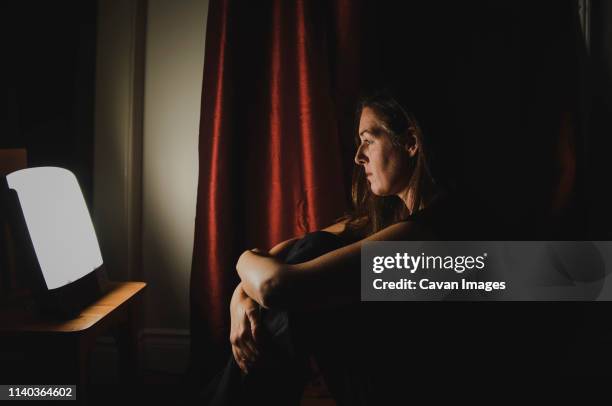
left=190, top=0, right=358, bottom=375
left=190, top=0, right=589, bottom=378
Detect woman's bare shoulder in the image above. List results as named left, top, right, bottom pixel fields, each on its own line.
left=320, top=216, right=369, bottom=240
left=320, top=218, right=349, bottom=236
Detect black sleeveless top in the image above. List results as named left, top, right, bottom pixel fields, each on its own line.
left=283, top=231, right=346, bottom=265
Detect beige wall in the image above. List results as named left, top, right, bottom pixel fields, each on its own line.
left=94, top=0, right=145, bottom=285
left=94, top=0, right=208, bottom=336
left=142, top=0, right=207, bottom=329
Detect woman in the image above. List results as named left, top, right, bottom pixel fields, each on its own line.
left=236, top=89, right=440, bottom=309
left=203, top=89, right=445, bottom=405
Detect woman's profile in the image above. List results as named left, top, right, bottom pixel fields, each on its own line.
left=202, top=89, right=448, bottom=405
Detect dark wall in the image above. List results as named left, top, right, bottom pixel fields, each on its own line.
left=0, top=1, right=98, bottom=205
left=344, top=0, right=597, bottom=240
left=588, top=0, right=612, bottom=239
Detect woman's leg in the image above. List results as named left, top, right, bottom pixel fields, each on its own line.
left=201, top=307, right=311, bottom=406
left=202, top=232, right=347, bottom=406
left=289, top=304, right=380, bottom=406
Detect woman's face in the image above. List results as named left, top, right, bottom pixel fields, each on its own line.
left=354, top=107, right=414, bottom=196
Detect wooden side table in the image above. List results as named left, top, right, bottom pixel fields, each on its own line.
left=0, top=281, right=146, bottom=403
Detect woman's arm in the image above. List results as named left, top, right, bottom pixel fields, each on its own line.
left=227, top=235, right=307, bottom=373
left=236, top=220, right=347, bottom=306
left=237, top=220, right=430, bottom=310
left=227, top=237, right=299, bottom=373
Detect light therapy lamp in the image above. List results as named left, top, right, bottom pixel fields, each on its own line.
left=2, top=167, right=107, bottom=319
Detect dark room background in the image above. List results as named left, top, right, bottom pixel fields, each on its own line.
left=191, top=0, right=612, bottom=382
left=1, top=0, right=612, bottom=387
left=0, top=1, right=97, bottom=205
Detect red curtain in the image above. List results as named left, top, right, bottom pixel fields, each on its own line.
left=190, top=0, right=364, bottom=375
left=190, top=0, right=587, bottom=377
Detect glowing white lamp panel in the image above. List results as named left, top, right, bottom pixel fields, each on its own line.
left=7, top=167, right=103, bottom=290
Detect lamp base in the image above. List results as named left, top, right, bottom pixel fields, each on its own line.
left=37, top=269, right=104, bottom=320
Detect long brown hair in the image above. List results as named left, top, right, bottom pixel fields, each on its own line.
left=339, top=89, right=437, bottom=239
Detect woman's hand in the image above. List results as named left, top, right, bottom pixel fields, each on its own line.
left=229, top=282, right=261, bottom=374
left=236, top=249, right=287, bottom=308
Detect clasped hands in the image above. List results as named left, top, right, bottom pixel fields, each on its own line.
left=231, top=248, right=285, bottom=374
